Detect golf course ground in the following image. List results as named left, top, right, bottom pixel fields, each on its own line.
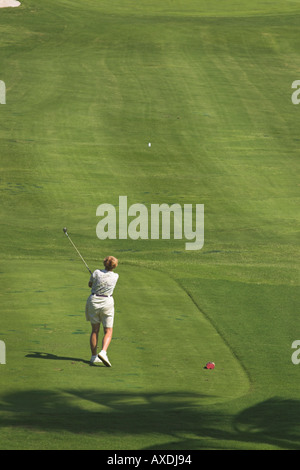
left=0, top=0, right=299, bottom=451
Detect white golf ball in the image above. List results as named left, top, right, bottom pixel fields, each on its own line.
left=148, top=142, right=151, bottom=147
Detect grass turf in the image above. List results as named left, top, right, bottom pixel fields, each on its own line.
left=0, top=0, right=299, bottom=450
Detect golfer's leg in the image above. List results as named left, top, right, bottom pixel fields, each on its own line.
left=90, top=323, right=100, bottom=356
left=102, top=327, right=113, bottom=352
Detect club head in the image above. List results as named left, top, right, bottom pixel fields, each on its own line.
left=63, top=227, right=68, bottom=235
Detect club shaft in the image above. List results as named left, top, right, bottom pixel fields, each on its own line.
left=65, top=233, right=92, bottom=274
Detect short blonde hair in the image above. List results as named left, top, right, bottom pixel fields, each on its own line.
left=103, top=256, right=118, bottom=271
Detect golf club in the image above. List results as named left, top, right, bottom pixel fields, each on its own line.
left=63, top=227, right=92, bottom=274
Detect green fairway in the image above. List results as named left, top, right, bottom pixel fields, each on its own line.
left=0, top=0, right=299, bottom=450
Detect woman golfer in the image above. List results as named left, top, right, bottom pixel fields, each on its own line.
left=85, top=256, right=119, bottom=366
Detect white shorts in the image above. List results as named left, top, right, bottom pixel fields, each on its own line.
left=85, top=294, right=115, bottom=328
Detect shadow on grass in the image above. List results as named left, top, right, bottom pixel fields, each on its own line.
left=25, top=351, right=92, bottom=365
left=233, top=397, right=300, bottom=450
left=0, top=385, right=300, bottom=449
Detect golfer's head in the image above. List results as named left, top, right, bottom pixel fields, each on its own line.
left=103, top=256, right=118, bottom=271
